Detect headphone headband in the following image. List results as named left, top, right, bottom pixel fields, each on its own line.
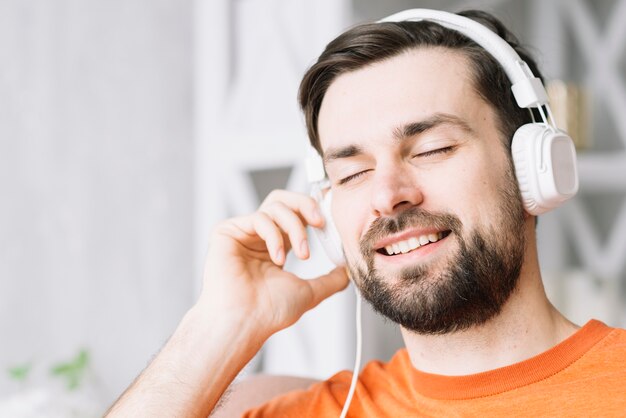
left=378, top=9, right=549, bottom=109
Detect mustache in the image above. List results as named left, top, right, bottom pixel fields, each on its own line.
left=359, top=207, right=463, bottom=255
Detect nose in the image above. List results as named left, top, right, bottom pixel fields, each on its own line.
left=369, top=162, right=423, bottom=217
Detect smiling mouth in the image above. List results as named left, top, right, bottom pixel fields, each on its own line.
left=376, top=230, right=452, bottom=256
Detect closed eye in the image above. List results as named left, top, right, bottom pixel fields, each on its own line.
left=416, top=146, right=455, bottom=158
left=337, top=146, right=454, bottom=185
left=338, top=170, right=370, bottom=186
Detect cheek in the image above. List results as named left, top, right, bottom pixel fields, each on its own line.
left=428, top=152, right=503, bottom=226
left=458, top=149, right=516, bottom=226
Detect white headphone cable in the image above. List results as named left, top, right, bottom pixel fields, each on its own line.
left=340, top=284, right=362, bottom=418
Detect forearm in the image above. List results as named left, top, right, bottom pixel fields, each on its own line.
left=105, top=190, right=348, bottom=416
left=106, top=303, right=264, bottom=417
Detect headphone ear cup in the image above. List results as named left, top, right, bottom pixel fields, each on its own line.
left=313, top=190, right=345, bottom=266
left=512, top=124, right=541, bottom=214
left=512, top=123, right=579, bottom=215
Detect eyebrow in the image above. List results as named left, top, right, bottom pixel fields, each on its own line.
left=393, top=113, right=475, bottom=140
left=323, top=144, right=363, bottom=165
left=322, top=113, right=474, bottom=165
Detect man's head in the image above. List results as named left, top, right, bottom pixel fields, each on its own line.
left=299, top=11, right=539, bottom=334
left=300, top=10, right=542, bottom=155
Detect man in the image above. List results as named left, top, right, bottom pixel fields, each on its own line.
left=107, top=9, right=626, bottom=417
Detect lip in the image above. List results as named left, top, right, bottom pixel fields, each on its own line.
left=374, top=232, right=451, bottom=264
left=373, top=227, right=449, bottom=250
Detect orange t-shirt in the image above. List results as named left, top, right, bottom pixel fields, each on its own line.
left=244, top=320, right=626, bottom=417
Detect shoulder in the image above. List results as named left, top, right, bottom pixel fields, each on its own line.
left=588, top=321, right=626, bottom=355
left=241, top=350, right=410, bottom=418
left=211, top=374, right=320, bottom=418
left=561, top=321, right=626, bottom=390
left=238, top=371, right=351, bottom=418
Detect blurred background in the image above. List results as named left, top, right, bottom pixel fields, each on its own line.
left=1, top=0, right=625, bottom=416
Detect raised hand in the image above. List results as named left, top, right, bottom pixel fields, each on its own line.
left=198, top=189, right=349, bottom=340
left=106, top=189, right=348, bottom=418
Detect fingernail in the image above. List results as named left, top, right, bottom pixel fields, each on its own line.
left=275, top=248, right=284, bottom=264
left=313, top=208, right=323, bottom=224
left=300, top=239, right=309, bottom=257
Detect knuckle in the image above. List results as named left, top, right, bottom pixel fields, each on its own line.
left=211, top=218, right=236, bottom=236
left=262, top=201, right=283, bottom=214
left=303, top=196, right=319, bottom=212
left=264, top=189, right=286, bottom=203
left=252, top=212, right=271, bottom=229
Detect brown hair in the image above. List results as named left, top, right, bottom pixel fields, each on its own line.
left=298, top=10, right=543, bottom=155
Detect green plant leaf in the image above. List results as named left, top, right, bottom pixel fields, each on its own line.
left=51, top=363, right=75, bottom=375
left=50, top=348, right=91, bottom=390
left=7, top=364, right=31, bottom=381
left=75, top=349, right=89, bottom=369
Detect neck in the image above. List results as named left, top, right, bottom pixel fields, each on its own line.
left=401, top=222, right=579, bottom=376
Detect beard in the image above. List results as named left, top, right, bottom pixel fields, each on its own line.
left=348, top=169, right=526, bottom=335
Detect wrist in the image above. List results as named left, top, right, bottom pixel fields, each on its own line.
left=191, top=292, right=272, bottom=342
left=179, top=300, right=266, bottom=363
left=140, top=302, right=265, bottom=415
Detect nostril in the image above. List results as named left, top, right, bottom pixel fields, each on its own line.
left=392, top=201, right=413, bottom=211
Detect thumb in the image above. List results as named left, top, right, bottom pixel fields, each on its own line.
left=303, top=267, right=350, bottom=310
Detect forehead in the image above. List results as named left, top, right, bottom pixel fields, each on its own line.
left=318, top=48, right=491, bottom=153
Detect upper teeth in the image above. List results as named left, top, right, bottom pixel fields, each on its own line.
left=384, top=232, right=444, bottom=255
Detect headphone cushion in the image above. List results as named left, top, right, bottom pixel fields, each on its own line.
left=512, top=124, right=543, bottom=214
left=512, top=123, right=578, bottom=215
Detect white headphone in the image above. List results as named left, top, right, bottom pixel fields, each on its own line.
left=306, top=9, right=579, bottom=266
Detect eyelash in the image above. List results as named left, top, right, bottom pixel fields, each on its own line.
left=338, top=146, right=455, bottom=185
left=338, top=170, right=369, bottom=186
left=415, top=145, right=454, bottom=158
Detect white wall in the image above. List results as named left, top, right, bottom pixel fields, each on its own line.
left=0, top=0, right=194, bottom=411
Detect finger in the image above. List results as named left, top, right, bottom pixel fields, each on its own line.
left=302, top=267, right=350, bottom=310
left=261, top=201, right=310, bottom=259
left=261, top=190, right=324, bottom=229
left=252, top=212, right=286, bottom=265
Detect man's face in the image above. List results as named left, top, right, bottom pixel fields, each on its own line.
left=318, top=48, right=526, bottom=334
